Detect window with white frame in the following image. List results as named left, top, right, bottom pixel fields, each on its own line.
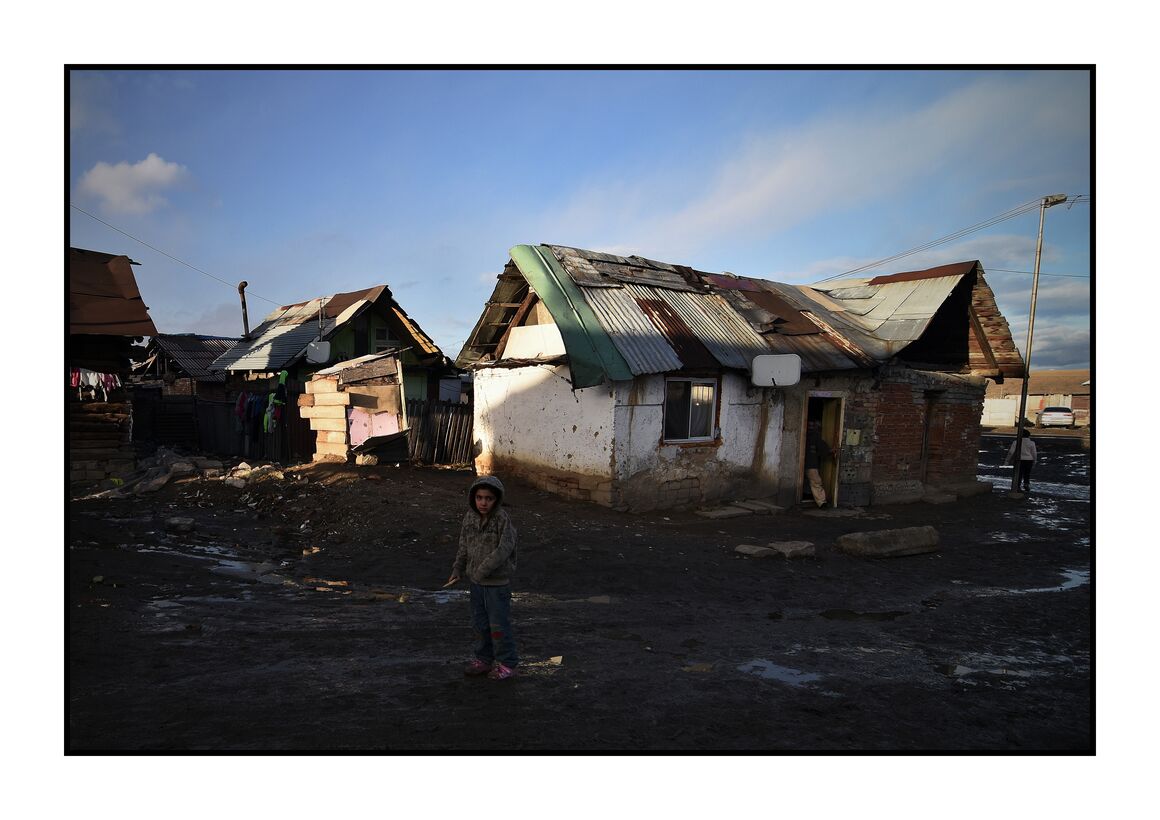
left=663, top=377, right=717, bottom=442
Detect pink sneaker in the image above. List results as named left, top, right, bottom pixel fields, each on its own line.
left=487, top=663, right=515, bottom=681
left=464, top=659, right=491, bottom=676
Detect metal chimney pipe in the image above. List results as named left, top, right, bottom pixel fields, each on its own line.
left=238, top=281, right=251, bottom=338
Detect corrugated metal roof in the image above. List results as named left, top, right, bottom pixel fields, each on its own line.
left=460, top=245, right=1024, bottom=383
left=212, top=317, right=338, bottom=372
left=583, top=287, right=684, bottom=374
left=212, top=284, right=446, bottom=373
left=151, top=334, right=239, bottom=381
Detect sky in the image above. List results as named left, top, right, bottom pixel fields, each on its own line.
left=68, top=68, right=1092, bottom=371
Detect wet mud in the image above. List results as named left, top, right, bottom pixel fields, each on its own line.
left=68, top=434, right=1091, bottom=751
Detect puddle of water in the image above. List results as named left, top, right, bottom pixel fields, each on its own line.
left=737, top=659, right=821, bottom=686
left=976, top=474, right=1090, bottom=501
left=210, top=560, right=287, bottom=584
left=819, top=609, right=908, bottom=622
left=972, top=568, right=1090, bottom=597
left=935, top=648, right=1076, bottom=681
left=1019, top=568, right=1089, bottom=594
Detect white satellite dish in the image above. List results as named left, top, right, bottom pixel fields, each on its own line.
left=751, top=354, right=801, bottom=387
left=306, top=340, right=332, bottom=364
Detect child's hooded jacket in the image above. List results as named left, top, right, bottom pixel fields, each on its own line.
left=452, top=475, right=517, bottom=586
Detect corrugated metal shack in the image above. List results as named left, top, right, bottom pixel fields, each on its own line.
left=458, top=244, right=1023, bottom=511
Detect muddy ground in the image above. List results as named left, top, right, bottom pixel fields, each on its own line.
left=68, top=434, right=1091, bottom=752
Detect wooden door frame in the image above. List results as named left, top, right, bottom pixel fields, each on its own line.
left=800, top=392, right=846, bottom=508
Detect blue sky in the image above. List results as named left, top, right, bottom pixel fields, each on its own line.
left=69, top=68, right=1091, bottom=370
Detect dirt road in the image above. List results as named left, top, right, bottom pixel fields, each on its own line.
left=68, top=434, right=1091, bottom=751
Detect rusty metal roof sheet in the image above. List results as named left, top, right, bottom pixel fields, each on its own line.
left=460, top=245, right=1023, bottom=381
left=69, top=247, right=158, bottom=336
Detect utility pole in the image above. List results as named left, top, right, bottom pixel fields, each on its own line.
left=1010, top=194, right=1068, bottom=494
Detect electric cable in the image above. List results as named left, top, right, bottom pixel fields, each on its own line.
left=816, top=196, right=1090, bottom=283
left=70, top=203, right=285, bottom=307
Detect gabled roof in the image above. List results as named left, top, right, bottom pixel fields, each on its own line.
left=458, top=244, right=1023, bottom=389
left=69, top=247, right=158, bottom=337
left=147, top=334, right=240, bottom=382
left=211, top=285, right=442, bottom=373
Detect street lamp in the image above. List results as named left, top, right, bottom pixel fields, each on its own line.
left=1010, top=193, right=1068, bottom=494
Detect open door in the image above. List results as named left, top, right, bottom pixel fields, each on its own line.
left=803, top=396, right=844, bottom=507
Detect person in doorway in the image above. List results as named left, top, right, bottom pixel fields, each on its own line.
left=446, top=475, right=519, bottom=681
left=1005, top=429, right=1038, bottom=492
left=804, top=419, right=833, bottom=508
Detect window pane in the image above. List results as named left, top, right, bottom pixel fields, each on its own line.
left=664, top=381, right=690, bottom=440
left=690, top=383, right=714, bottom=438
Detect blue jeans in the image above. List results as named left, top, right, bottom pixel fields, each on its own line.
left=470, top=583, right=518, bottom=668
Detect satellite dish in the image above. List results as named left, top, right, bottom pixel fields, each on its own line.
left=751, top=354, right=801, bottom=387
left=306, top=340, right=332, bottom=364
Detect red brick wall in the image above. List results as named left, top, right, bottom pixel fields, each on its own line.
left=870, top=369, right=985, bottom=489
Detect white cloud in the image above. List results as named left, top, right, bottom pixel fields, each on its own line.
left=536, top=72, right=1087, bottom=261
left=76, top=153, right=190, bottom=215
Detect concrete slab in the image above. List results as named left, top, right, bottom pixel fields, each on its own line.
left=803, top=507, right=866, bottom=518
left=696, top=506, right=754, bottom=519
left=735, top=500, right=785, bottom=514
left=922, top=490, right=956, bottom=505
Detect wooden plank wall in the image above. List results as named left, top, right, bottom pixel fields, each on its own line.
left=406, top=399, right=474, bottom=465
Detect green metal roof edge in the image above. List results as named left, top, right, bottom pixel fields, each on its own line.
left=509, top=244, right=633, bottom=389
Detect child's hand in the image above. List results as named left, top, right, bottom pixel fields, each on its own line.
left=443, top=574, right=460, bottom=588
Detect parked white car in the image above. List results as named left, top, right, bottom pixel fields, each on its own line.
left=1037, top=406, right=1076, bottom=428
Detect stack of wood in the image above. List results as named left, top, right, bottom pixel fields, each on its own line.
left=299, top=376, right=352, bottom=462
left=70, top=399, right=135, bottom=482
left=300, top=354, right=406, bottom=463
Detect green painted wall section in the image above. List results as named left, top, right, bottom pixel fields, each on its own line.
left=508, top=244, right=632, bottom=389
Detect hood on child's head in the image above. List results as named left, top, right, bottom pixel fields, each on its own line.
left=467, top=474, right=505, bottom=511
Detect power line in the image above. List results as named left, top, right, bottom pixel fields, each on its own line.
left=816, top=195, right=1090, bottom=283
left=69, top=203, right=285, bottom=307
left=988, top=268, right=1090, bottom=279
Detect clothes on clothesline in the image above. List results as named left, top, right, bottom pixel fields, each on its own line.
left=70, top=368, right=121, bottom=402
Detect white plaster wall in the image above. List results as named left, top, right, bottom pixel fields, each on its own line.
left=474, top=364, right=616, bottom=477
left=502, top=323, right=567, bottom=359
left=612, top=373, right=784, bottom=484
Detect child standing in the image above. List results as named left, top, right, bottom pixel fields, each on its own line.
left=446, top=475, right=519, bottom=680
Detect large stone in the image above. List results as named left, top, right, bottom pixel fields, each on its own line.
left=224, top=477, right=247, bottom=489
left=134, top=469, right=172, bottom=494
left=922, top=489, right=956, bottom=505
left=835, top=526, right=939, bottom=558
left=735, top=544, right=778, bottom=558
left=170, top=462, right=196, bottom=476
